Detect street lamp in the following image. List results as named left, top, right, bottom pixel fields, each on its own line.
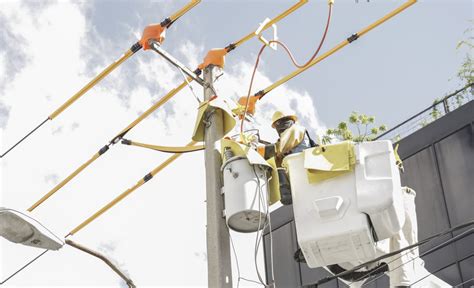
left=0, top=207, right=135, bottom=287
left=0, top=207, right=63, bottom=250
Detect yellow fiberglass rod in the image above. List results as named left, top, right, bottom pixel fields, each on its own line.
left=26, top=0, right=307, bottom=212
left=258, top=0, right=417, bottom=97
left=66, top=141, right=198, bottom=237
left=0, top=0, right=201, bottom=159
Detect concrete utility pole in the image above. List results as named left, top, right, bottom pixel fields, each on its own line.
left=203, top=65, right=233, bottom=287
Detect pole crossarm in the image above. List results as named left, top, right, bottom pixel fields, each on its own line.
left=149, top=40, right=205, bottom=86
left=26, top=0, right=306, bottom=212
left=257, top=0, right=417, bottom=97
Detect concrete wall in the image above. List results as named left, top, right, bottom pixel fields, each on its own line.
left=263, top=101, right=474, bottom=287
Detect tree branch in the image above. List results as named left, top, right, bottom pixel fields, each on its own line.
left=65, top=239, right=136, bottom=288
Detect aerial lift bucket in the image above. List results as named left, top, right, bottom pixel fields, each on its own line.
left=283, top=140, right=405, bottom=268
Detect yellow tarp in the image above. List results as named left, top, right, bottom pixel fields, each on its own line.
left=266, top=157, right=281, bottom=205
left=303, top=141, right=356, bottom=184
left=192, top=96, right=237, bottom=142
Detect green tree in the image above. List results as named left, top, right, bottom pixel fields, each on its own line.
left=322, top=111, right=387, bottom=144
left=449, top=24, right=473, bottom=109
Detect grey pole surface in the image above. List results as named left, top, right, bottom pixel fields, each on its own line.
left=203, top=65, right=233, bottom=287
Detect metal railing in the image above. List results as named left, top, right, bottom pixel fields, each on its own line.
left=375, top=83, right=474, bottom=142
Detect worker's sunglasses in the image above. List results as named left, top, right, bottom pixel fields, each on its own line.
left=275, top=118, right=295, bottom=135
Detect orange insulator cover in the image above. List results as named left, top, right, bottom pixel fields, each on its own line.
left=198, top=48, right=227, bottom=69
left=139, top=24, right=166, bottom=50
left=238, top=95, right=261, bottom=116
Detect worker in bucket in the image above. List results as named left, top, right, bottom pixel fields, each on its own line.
left=270, top=110, right=317, bottom=205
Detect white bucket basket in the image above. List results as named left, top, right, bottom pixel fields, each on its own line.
left=283, top=140, right=405, bottom=268
left=222, top=156, right=269, bottom=233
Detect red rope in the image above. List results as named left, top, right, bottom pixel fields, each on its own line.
left=240, top=3, right=333, bottom=134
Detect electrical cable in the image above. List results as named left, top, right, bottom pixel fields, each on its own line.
left=121, top=139, right=205, bottom=153
left=240, top=2, right=333, bottom=135
left=252, top=165, right=276, bottom=288
left=253, top=165, right=267, bottom=286
left=0, top=118, right=48, bottom=158
left=265, top=174, right=277, bottom=288
left=360, top=228, right=474, bottom=288
left=311, top=219, right=474, bottom=286
left=227, top=218, right=267, bottom=288
left=346, top=249, right=410, bottom=286
left=0, top=250, right=49, bottom=285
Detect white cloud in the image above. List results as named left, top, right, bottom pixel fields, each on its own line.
left=0, top=2, right=323, bottom=287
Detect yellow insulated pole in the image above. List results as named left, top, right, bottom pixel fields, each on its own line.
left=260, top=0, right=417, bottom=96
left=66, top=141, right=198, bottom=237
left=47, top=50, right=135, bottom=121
left=169, top=0, right=201, bottom=23
left=27, top=152, right=102, bottom=212
left=26, top=0, right=307, bottom=212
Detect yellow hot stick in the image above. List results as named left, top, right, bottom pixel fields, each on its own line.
left=234, top=0, right=308, bottom=48
left=169, top=0, right=201, bottom=22
left=113, top=80, right=189, bottom=140
left=66, top=141, right=197, bottom=237
left=26, top=1, right=306, bottom=211
left=48, top=50, right=135, bottom=120
left=27, top=152, right=102, bottom=212
left=262, top=0, right=417, bottom=95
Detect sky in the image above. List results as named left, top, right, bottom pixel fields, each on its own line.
left=0, top=0, right=472, bottom=287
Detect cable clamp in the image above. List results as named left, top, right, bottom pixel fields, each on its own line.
left=347, top=33, right=359, bottom=43
left=121, top=139, right=132, bottom=145
left=98, top=145, right=110, bottom=155
left=130, top=42, right=142, bottom=53
left=160, top=17, right=172, bottom=28
left=255, top=18, right=278, bottom=50
left=225, top=43, right=236, bottom=52
left=143, top=173, right=153, bottom=182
